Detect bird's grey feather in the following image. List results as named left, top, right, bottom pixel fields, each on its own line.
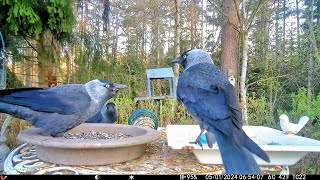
left=0, top=79, right=126, bottom=137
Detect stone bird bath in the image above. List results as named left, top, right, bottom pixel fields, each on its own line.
left=18, top=123, right=161, bottom=166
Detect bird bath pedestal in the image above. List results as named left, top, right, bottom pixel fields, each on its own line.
left=17, top=123, right=161, bottom=166
left=167, top=125, right=320, bottom=172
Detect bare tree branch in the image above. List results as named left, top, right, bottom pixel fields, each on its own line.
left=245, top=0, right=267, bottom=32
left=233, top=0, right=242, bottom=30
left=208, top=0, right=240, bottom=33
left=21, top=34, right=39, bottom=54
left=233, top=0, right=244, bottom=31
left=246, top=74, right=290, bottom=89
left=307, top=17, right=320, bottom=60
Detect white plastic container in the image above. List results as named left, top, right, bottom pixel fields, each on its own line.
left=166, top=125, right=320, bottom=166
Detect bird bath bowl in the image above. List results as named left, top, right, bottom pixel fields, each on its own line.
left=167, top=125, right=320, bottom=166
left=17, top=123, right=161, bottom=166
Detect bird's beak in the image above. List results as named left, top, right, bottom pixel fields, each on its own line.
left=171, top=56, right=182, bottom=64
left=113, top=83, right=127, bottom=90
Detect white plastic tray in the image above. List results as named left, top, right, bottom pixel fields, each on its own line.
left=166, top=125, right=320, bottom=166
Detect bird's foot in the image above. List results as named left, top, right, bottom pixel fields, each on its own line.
left=189, top=140, right=203, bottom=150
left=189, top=133, right=203, bottom=150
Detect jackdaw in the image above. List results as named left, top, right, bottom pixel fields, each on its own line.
left=172, top=49, right=270, bottom=174
left=0, top=79, right=126, bottom=137
left=86, top=102, right=118, bottom=123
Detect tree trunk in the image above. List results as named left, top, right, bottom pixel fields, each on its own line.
left=307, top=0, right=319, bottom=97
left=142, top=21, right=146, bottom=63
left=275, top=0, right=280, bottom=61
left=221, top=0, right=239, bottom=89
left=37, top=33, right=49, bottom=87
left=296, top=0, right=300, bottom=50
left=112, top=24, right=119, bottom=61
left=173, top=0, right=181, bottom=114
left=157, top=21, right=160, bottom=65
left=308, top=55, right=313, bottom=97
left=25, top=46, right=32, bottom=87
left=214, top=0, right=265, bottom=124
left=238, top=0, right=266, bottom=124
left=200, top=0, right=205, bottom=48
left=283, top=0, right=286, bottom=56
left=37, top=58, right=47, bottom=87
left=174, top=0, right=181, bottom=75
left=240, top=33, right=249, bottom=124
left=144, top=21, right=147, bottom=64
left=11, top=58, right=15, bottom=74
left=317, top=1, right=320, bottom=49
left=190, top=0, right=196, bottom=48
left=66, top=43, right=71, bottom=84
left=36, top=32, right=57, bottom=88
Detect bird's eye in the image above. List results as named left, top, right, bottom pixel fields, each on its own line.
left=105, top=84, right=110, bottom=88
left=182, top=54, right=187, bottom=60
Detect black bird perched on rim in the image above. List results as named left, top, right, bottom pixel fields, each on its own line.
left=86, top=102, right=119, bottom=124
left=172, top=49, right=270, bottom=174
left=0, top=79, right=126, bottom=137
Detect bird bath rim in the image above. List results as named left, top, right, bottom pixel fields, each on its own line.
left=18, top=123, right=161, bottom=149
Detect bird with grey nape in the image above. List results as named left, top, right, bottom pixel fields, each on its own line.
left=86, top=102, right=118, bottom=123
left=172, top=49, right=270, bottom=174
left=0, top=79, right=126, bottom=137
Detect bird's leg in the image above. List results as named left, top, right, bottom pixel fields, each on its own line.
left=189, top=130, right=204, bottom=150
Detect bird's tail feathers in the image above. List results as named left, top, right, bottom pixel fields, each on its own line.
left=214, top=129, right=261, bottom=174
left=0, top=103, right=15, bottom=116
left=298, top=116, right=309, bottom=127
left=0, top=102, right=34, bottom=125
left=243, top=133, right=270, bottom=163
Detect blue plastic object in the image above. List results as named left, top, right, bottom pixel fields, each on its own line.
left=200, top=133, right=207, bottom=144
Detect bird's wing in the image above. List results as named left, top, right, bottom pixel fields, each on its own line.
left=216, top=83, right=242, bottom=129
left=179, top=83, right=233, bottom=136
left=178, top=63, right=242, bottom=134
left=0, top=87, right=44, bottom=95
left=0, top=86, right=91, bottom=115
left=178, top=63, right=270, bottom=164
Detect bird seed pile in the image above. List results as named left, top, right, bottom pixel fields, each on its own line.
left=61, top=130, right=132, bottom=140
